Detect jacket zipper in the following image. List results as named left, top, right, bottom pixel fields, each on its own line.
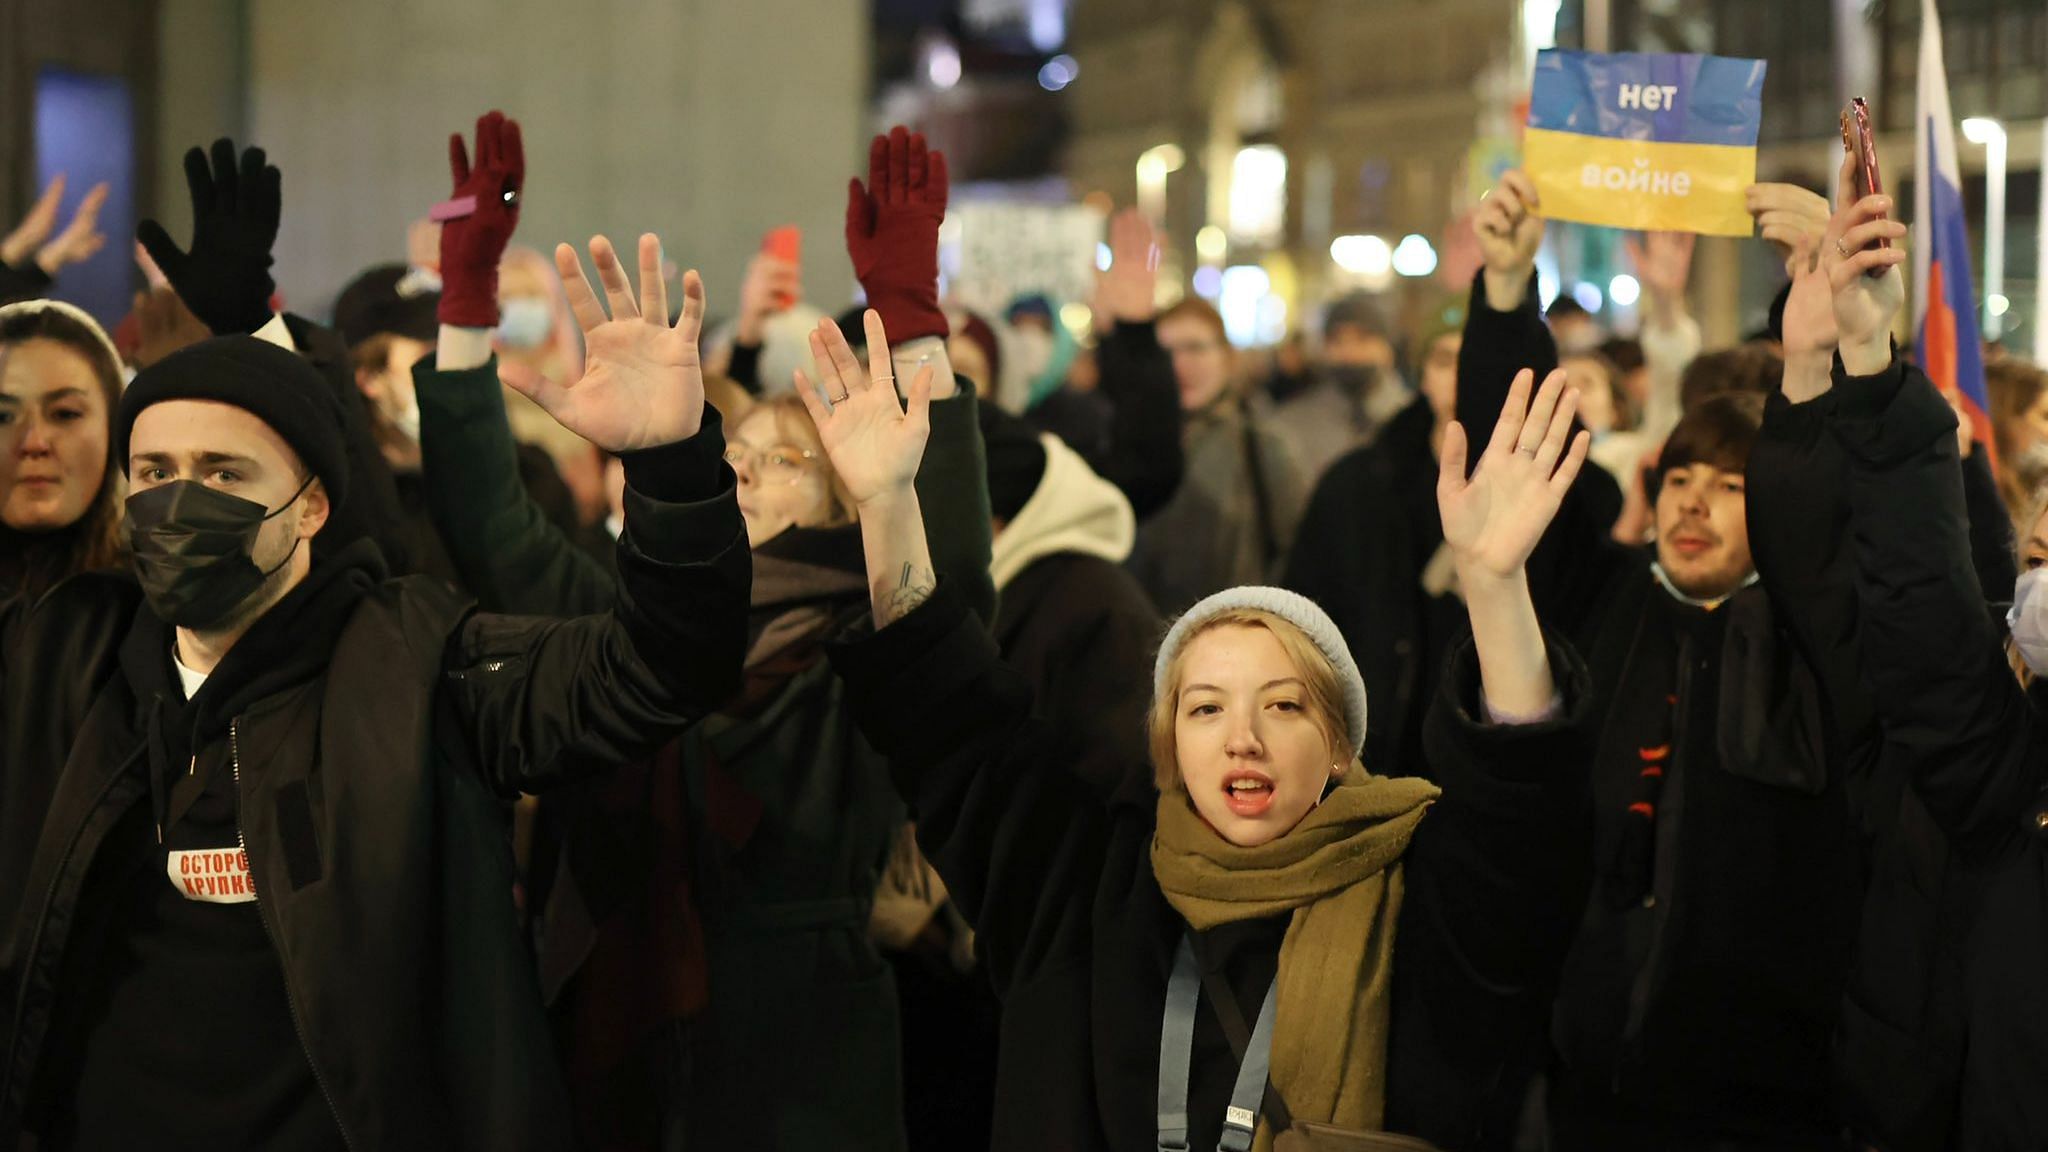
left=1615, top=637, right=1691, bottom=1084
left=234, top=718, right=357, bottom=1151
left=1, top=753, right=137, bottom=1109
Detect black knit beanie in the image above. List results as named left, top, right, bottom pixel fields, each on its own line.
left=116, top=335, right=351, bottom=513
left=978, top=401, right=1047, bottom=522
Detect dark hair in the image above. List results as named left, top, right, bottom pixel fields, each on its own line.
left=1159, top=297, right=1230, bottom=348
left=1546, top=295, right=1591, bottom=322
left=0, top=303, right=126, bottom=589
left=1599, top=337, right=1645, bottom=377
left=1323, top=293, right=1390, bottom=341
left=1679, top=345, right=1782, bottom=413
left=1658, top=391, right=1766, bottom=486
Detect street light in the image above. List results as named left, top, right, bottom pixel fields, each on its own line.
left=1961, top=117, right=2007, bottom=341
left=1136, top=144, right=1185, bottom=223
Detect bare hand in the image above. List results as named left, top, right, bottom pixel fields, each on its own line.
left=1476, top=170, right=1544, bottom=309
left=737, top=252, right=800, bottom=344
left=131, top=286, right=213, bottom=370
left=795, top=310, right=933, bottom=509
left=1821, top=151, right=1908, bottom=375
left=1, top=176, right=66, bottom=267
left=1623, top=230, right=1694, bottom=318
left=1092, top=206, right=1159, bottom=330
left=1746, top=182, right=1831, bottom=278
left=34, top=183, right=109, bottom=275
left=503, top=234, right=707, bottom=452
left=1438, top=368, right=1590, bottom=582
left=407, top=218, right=442, bottom=272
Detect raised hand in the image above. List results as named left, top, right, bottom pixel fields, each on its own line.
left=1437, top=368, right=1590, bottom=583
left=845, top=126, right=950, bottom=342
left=438, top=111, right=524, bottom=327
left=1776, top=222, right=1835, bottom=364
left=1746, top=182, right=1831, bottom=278
left=737, top=251, right=800, bottom=345
left=1, top=176, right=67, bottom=268
left=795, top=309, right=934, bottom=509
left=1476, top=170, right=1545, bottom=311
left=503, top=234, right=705, bottom=452
left=1820, top=150, right=1907, bottom=376
left=137, top=139, right=282, bottom=335
left=1091, top=206, right=1160, bottom=332
left=1623, top=230, right=1695, bottom=322
left=29, top=181, right=110, bottom=276
left=131, top=286, right=213, bottom=371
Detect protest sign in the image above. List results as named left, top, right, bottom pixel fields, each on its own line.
left=1523, top=50, right=1767, bottom=236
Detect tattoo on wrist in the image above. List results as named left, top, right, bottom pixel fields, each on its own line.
left=875, top=562, right=936, bottom=627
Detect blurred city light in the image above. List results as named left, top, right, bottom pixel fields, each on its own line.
left=1219, top=264, right=1272, bottom=345
left=1038, top=55, right=1078, bottom=92
left=926, top=40, right=962, bottom=89
left=1571, top=282, right=1604, bottom=312
left=1608, top=273, right=1641, bottom=308
left=1329, top=234, right=1391, bottom=277
left=1192, top=265, right=1224, bottom=299
left=1228, top=145, right=1287, bottom=245
left=1391, top=234, right=1437, bottom=278
left=1196, top=225, right=1229, bottom=264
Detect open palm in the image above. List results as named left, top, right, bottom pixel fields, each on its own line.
left=1438, top=368, right=1589, bottom=581
left=796, top=309, right=932, bottom=508
left=505, top=234, right=706, bottom=452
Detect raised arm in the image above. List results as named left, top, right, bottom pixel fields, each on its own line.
left=1087, top=207, right=1185, bottom=518
left=1824, top=174, right=2044, bottom=858
left=844, top=127, right=994, bottom=623
left=416, top=111, right=618, bottom=615
left=0, top=174, right=108, bottom=301
left=445, top=228, right=750, bottom=793
left=1388, top=368, right=1597, bottom=1106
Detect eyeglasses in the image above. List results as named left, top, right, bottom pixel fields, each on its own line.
left=722, top=443, right=818, bottom=485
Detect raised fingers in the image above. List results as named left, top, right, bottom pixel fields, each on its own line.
left=1518, top=370, right=1570, bottom=455
left=1485, top=369, right=1536, bottom=461
left=555, top=242, right=609, bottom=331
left=676, top=269, right=705, bottom=343
left=1533, top=383, right=1579, bottom=471
left=589, top=235, right=640, bottom=321
left=637, top=233, right=666, bottom=322
left=862, top=309, right=893, bottom=393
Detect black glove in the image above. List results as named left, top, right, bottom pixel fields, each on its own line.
left=137, top=139, right=282, bottom=336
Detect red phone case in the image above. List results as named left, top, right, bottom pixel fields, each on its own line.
left=761, top=227, right=801, bottom=309
left=1841, top=99, right=1889, bottom=274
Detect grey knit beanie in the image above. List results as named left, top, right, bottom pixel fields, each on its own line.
left=1153, top=586, right=1369, bottom=757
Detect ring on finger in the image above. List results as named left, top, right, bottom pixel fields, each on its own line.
left=1835, top=238, right=1849, bottom=257
left=1515, top=445, right=1540, bottom=458
left=829, top=391, right=850, bottom=404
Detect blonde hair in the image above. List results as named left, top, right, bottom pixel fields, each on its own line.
left=1147, top=609, right=1354, bottom=793
left=738, top=394, right=859, bottom=526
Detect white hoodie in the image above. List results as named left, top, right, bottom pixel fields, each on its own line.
left=990, top=433, right=1136, bottom=592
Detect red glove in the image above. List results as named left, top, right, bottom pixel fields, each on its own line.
left=845, top=126, right=949, bottom=344
left=437, top=110, right=524, bottom=328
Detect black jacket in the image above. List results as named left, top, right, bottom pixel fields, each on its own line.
left=1026, top=320, right=1185, bottom=520
left=0, top=414, right=751, bottom=1151
left=1455, top=275, right=1865, bottom=1146
left=1283, top=396, right=1459, bottom=782
left=1831, top=357, right=2048, bottom=1150
left=828, top=583, right=1595, bottom=1151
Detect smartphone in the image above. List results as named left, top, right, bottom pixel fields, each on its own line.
left=1840, top=98, right=1890, bottom=269
left=761, top=226, right=801, bottom=309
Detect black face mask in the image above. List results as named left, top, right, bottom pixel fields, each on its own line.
left=123, top=477, right=311, bottom=629
left=1325, top=364, right=1381, bottom=394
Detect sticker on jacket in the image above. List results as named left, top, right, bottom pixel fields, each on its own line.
left=166, top=847, right=257, bottom=904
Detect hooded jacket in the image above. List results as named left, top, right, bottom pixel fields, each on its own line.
left=0, top=413, right=751, bottom=1151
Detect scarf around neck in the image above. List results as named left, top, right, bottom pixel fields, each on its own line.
left=1150, top=769, right=1439, bottom=1149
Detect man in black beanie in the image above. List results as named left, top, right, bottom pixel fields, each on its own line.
left=0, top=204, right=751, bottom=1152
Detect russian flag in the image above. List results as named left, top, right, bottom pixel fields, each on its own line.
left=1912, top=0, right=1992, bottom=463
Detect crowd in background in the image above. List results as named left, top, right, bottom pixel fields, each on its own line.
left=0, top=99, right=2044, bottom=1152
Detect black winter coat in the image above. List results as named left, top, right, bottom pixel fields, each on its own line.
left=1453, top=275, right=1866, bottom=1147
left=828, top=584, right=1596, bottom=1152
left=0, top=417, right=751, bottom=1151
left=1831, top=357, right=2048, bottom=1150
left=1283, top=396, right=1461, bottom=782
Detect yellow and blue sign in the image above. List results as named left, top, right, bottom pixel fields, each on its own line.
left=1523, top=50, right=1767, bottom=237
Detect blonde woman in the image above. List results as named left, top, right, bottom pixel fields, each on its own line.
left=802, top=311, right=1598, bottom=1151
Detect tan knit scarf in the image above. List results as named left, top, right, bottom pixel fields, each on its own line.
left=1150, top=770, right=1440, bottom=1151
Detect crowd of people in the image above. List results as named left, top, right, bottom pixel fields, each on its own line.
left=0, top=101, right=2042, bottom=1152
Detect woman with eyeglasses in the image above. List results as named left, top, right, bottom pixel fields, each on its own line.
left=409, top=125, right=992, bottom=1151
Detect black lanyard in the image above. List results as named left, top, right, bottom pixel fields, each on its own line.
left=1157, top=935, right=1280, bottom=1152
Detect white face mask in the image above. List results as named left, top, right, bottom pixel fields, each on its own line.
left=2008, top=568, right=2048, bottom=676
left=496, top=297, right=553, bottom=350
